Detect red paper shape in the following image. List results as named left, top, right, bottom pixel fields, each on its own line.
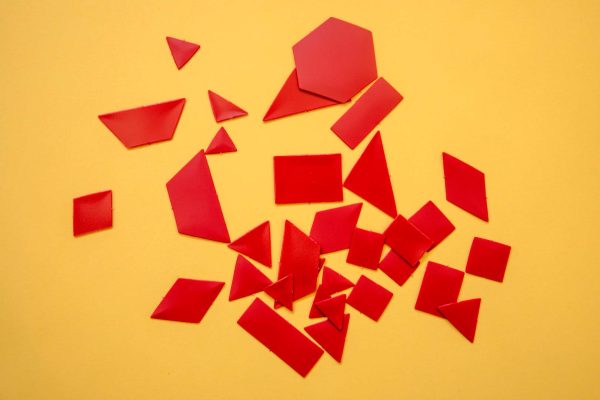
left=466, top=237, right=511, bottom=282
left=98, top=98, right=185, bottom=149
left=309, top=285, right=331, bottom=318
left=166, top=149, right=230, bottom=243
left=279, top=221, right=321, bottom=301
left=206, top=127, right=237, bottom=154
left=151, top=278, right=224, bottom=323
left=384, top=214, right=432, bottom=266
left=316, top=294, right=346, bottom=330
left=415, top=262, right=464, bottom=317
left=228, top=221, right=272, bottom=267
left=442, top=152, right=488, bottom=221
left=238, top=298, right=324, bottom=377
left=309, top=203, right=362, bottom=253
left=166, top=36, right=200, bottom=69
left=293, top=17, right=377, bottom=102
left=305, top=313, right=350, bottom=363
left=331, top=78, right=403, bottom=149
left=263, top=69, right=340, bottom=121
left=73, top=190, right=112, bottom=236
left=346, top=227, right=385, bottom=270
left=438, top=298, right=481, bottom=342
left=274, top=154, right=343, bottom=204
left=344, top=132, right=397, bottom=217
left=321, top=266, right=354, bottom=295
left=265, top=275, right=294, bottom=311
left=379, top=249, right=418, bottom=286
left=409, top=201, right=455, bottom=250
left=208, top=90, right=248, bottom=122
left=346, top=275, right=393, bottom=321
left=318, top=257, right=326, bottom=273
left=229, top=255, right=272, bottom=301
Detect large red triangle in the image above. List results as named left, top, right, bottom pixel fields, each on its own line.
left=321, top=267, right=354, bottom=295
left=315, top=294, right=346, bottom=330
left=264, top=275, right=294, bottom=311
left=343, top=132, right=397, bottom=217
left=228, top=221, right=271, bottom=267
left=304, top=314, right=350, bottom=363
left=229, top=255, right=272, bottom=301
left=206, top=127, right=237, bottom=155
left=208, top=90, right=248, bottom=122
left=438, top=298, right=481, bottom=343
left=166, top=36, right=200, bottom=69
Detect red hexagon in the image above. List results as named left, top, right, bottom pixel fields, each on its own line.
left=292, top=17, right=378, bottom=103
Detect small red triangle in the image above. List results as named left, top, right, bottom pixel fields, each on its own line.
left=309, top=285, right=331, bottom=318
left=438, top=298, right=481, bottom=343
left=228, top=221, right=271, bottom=267
left=229, top=255, right=272, bottom=301
left=206, top=127, right=237, bottom=154
left=264, top=275, right=294, bottom=311
left=321, top=267, right=354, bottom=295
left=166, top=37, right=200, bottom=69
left=208, top=90, right=248, bottom=122
left=305, top=314, right=350, bottom=363
left=344, top=132, right=397, bottom=217
left=315, top=294, right=346, bottom=330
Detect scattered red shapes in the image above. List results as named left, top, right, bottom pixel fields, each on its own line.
left=73, top=190, right=112, bottom=236
left=346, top=275, right=393, bottom=321
left=229, top=255, right=272, bottom=301
left=305, top=313, right=350, bottom=363
left=384, top=214, right=432, bottom=266
left=442, top=152, right=488, bottom=221
left=309, top=203, right=362, bottom=253
left=320, top=266, right=354, bottom=295
left=166, top=36, right=200, bottom=69
left=439, top=298, right=481, bottom=342
left=379, top=249, right=418, bottom=286
left=466, top=237, right=511, bottom=282
left=265, top=275, right=294, bottom=311
left=409, top=201, right=455, bottom=250
left=346, top=227, right=385, bottom=270
left=309, top=285, right=332, bottom=318
left=415, top=262, right=464, bottom=317
left=316, top=294, right=346, bottom=330
left=208, top=90, right=248, bottom=122
left=228, top=221, right=272, bottom=267
left=206, top=127, right=237, bottom=154
left=151, top=278, right=224, bottom=323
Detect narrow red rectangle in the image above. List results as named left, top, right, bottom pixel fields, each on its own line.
left=331, top=78, right=403, bottom=149
left=274, top=154, right=343, bottom=204
left=238, top=298, right=324, bottom=377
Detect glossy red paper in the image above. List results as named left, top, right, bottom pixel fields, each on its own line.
left=384, top=214, right=432, bottom=266
left=229, top=255, right=272, bottom=301
left=208, top=90, right=248, bottom=122
left=466, top=237, right=511, bottom=282
left=166, top=36, right=200, bottom=69
left=305, top=314, right=350, bottom=363
left=228, top=221, right=272, bottom=267
left=151, top=278, right=224, bottom=323
left=73, top=190, right=112, bottom=236
left=320, top=266, right=354, bottom=295
left=309, top=203, right=362, bottom=253
left=315, top=294, right=346, bottom=330
left=265, top=275, right=294, bottom=311
left=408, top=201, right=455, bottom=250
left=346, top=275, right=393, bottom=321
left=442, top=152, right=488, bottom=221
left=438, top=298, right=481, bottom=342
left=379, top=249, right=418, bottom=286
left=346, top=228, right=385, bottom=270
left=415, top=262, right=464, bottom=317
left=309, top=285, right=331, bottom=318
left=206, top=127, right=237, bottom=154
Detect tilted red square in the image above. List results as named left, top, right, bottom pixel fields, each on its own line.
left=73, top=190, right=113, bottom=236
left=346, top=275, right=393, bottom=321
left=384, top=214, right=432, bottom=266
left=466, top=237, right=511, bottom=282
left=346, top=227, right=385, bottom=269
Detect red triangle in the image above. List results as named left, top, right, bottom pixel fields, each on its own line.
left=166, top=36, right=200, bottom=69
left=264, top=275, right=294, bottom=311
left=208, top=90, right=248, bottom=122
left=309, top=285, right=331, bottom=318
left=305, top=314, right=350, bottom=362
left=343, top=132, right=397, bottom=217
left=315, top=294, right=346, bottom=330
left=228, top=221, right=271, bottom=267
left=206, top=127, right=237, bottom=154
left=229, top=255, right=272, bottom=301
left=166, top=149, right=230, bottom=242
left=438, top=298, right=481, bottom=342
left=263, top=69, right=340, bottom=121
left=321, top=267, right=354, bottom=295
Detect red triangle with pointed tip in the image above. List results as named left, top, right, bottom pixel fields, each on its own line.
left=309, top=285, right=331, bottom=318
left=265, top=275, right=294, bottom=311
left=438, top=298, right=481, bottom=343
left=228, top=221, right=271, bottom=267
left=206, top=127, right=237, bottom=154
left=305, top=314, right=350, bottom=363
left=321, top=267, right=354, bottom=295
left=166, top=36, right=200, bottom=69
left=208, top=90, right=248, bottom=122
left=344, top=132, right=397, bottom=217
left=315, top=294, right=346, bottom=330
left=229, top=255, right=272, bottom=301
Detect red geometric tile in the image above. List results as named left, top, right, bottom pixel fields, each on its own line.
left=151, top=278, right=224, bottom=323
left=208, top=90, right=248, bottom=122
left=309, top=203, right=362, bottom=253
left=305, top=313, right=350, bottom=363
left=309, top=285, right=331, bottom=318
left=384, top=214, right=432, bottom=266
left=265, top=275, right=294, bottom=311
left=442, top=152, right=488, bottom=221
left=228, top=221, right=272, bottom=267
left=166, top=36, right=200, bottom=69
left=229, top=255, right=272, bottom=301
left=346, top=227, right=385, bottom=270
left=438, top=298, right=481, bottom=343
left=415, top=262, right=464, bottom=317
left=408, top=201, right=455, bottom=250
left=379, top=249, right=418, bottom=286
left=320, top=266, right=354, bottom=295
left=465, top=237, right=511, bottom=282
left=73, top=190, right=112, bottom=236
left=346, top=276, right=393, bottom=321
left=315, top=294, right=346, bottom=330
left=206, top=127, right=237, bottom=154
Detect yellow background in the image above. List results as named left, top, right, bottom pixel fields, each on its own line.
left=2, top=0, right=600, bottom=398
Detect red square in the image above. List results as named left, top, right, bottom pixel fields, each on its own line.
left=415, top=262, right=464, bottom=317
left=379, top=249, right=418, bottom=286
left=73, top=190, right=112, bottom=236
left=346, top=275, right=393, bottom=321
left=408, top=201, right=455, bottom=249
left=466, top=237, right=511, bottom=282
left=384, top=214, right=432, bottom=266
left=346, top=227, right=385, bottom=269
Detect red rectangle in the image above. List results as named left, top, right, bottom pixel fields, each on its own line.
left=274, top=154, right=343, bottom=204
left=331, top=78, right=403, bottom=149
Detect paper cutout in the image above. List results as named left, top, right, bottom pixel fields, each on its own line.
left=238, top=298, right=324, bottom=377
left=228, top=221, right=272, bottom=267
left=265, top=275, right=294, bottom=311
left=166, top=149, right=230, bottom=242
left=309, top=203, right=362, bottom=253
left=318, top=258, right=326, bottom=273
left=274, top=154, right=343, bottom=204
left=344, top=132, right=397, bottom=217
left=384, top=214, right=432, bottom=266
left=439, top=298, right=481, bottom=342
left=408, top=201, right=455, bottom=250
left=379, top=249, right=418, bottom=286
left=346, top=276, right=393, bottom=321
left=151, top=278, right=224, bottom=323
left=331, top=78, right=403, bottom=149
left=415, top=262, right=464, bottom=317
left=442, top=152, right=488, bottom=221
left=208, top=90, right=248, bottom=122
left=466, top=237, right=511, bottom=282
left=321, top=266, right=354, bottom=295
left=309, top=285, right=332, bottom=318
left=206, top=127, right=237, bottom=154
left=293, top=17, right=377, bottom=102
left=73, top=190, right=112, bottom=236
left=229, top=255, right=272, bottom=301
left=263, top=69, right=340, bottom=121
left=98, top=98, right=185, bottom=149
left=346, top=227, right=385, bottom=270
left=166, top=36, right=200, bottom=69
left=305, top=314, right=350, bottom=363
left=315, top=294, right=346, bottom=330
